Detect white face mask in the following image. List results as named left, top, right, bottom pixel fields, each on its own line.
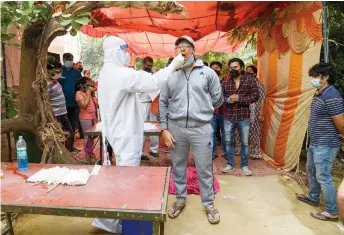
left=52, top=73, right=61, bottom=80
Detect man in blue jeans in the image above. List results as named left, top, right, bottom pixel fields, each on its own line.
left=210, top=61, right=226, bottom=160
left=222, top=58, right=258, bottom=176
left=296, top=63, right=344, bottom=221
left=58, top=53, right=82, bottom=152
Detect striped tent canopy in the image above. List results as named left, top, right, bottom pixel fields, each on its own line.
left=82, top=1, right=323, bottom=170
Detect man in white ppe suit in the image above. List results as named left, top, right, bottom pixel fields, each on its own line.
left=92, top=36, right=184, bottom=233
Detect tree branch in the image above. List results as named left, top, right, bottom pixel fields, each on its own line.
left=1, top=116, right=36, bottom=134
left=62, top=1, right=185, bottom=17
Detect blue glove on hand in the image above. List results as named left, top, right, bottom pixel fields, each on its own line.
left=226, top=97, right=231, bottom=104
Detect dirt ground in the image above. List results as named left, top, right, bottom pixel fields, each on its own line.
left=8, top=175, right=343, bottom=235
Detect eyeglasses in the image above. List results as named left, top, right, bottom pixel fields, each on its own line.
left=175, top=44, right=192, bottom=49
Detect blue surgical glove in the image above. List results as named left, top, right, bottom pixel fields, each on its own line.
left=226, top=97, right=231, bottom=104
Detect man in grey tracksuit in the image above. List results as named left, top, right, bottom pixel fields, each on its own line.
left=159, top=35, right=223, bottom=224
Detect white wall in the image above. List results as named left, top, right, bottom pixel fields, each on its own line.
left=48, top=32, right=81, bottom=63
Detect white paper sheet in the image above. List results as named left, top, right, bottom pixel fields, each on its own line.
left=27, top=166, right=90, bottom=186
left=144, top=123, right=157, bottom=130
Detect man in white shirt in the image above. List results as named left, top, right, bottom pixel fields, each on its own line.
left=139, top=56, right=160, bottom=159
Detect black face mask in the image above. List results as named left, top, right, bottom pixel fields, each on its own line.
left=230, top=69, right=240, bottom=78
left=213, top=69, right=220, bottom=76
left=78, top=68, right=83, bottom=73
left=144, top=67, right=152, bottom=73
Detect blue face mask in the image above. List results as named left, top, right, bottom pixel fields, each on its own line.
left=64, top=61, right=73, bottom=68
left=144, top=67, right=152, bottom=73
left=311, top=78, right=322, bottom=89
left=181, top=55, right=194, bottom=68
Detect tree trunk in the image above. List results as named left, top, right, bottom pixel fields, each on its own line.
left=1, top=24, right=80, bottom=165
left=1, top=1, right=185, bottom=165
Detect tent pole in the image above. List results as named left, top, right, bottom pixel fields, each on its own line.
left=322, top=1, right=329, bottom=63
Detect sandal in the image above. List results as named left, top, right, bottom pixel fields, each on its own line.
left=206, top=208, right=220, bottom=224
left=310, top=212, right=339, bottom=221
left=296, top=193, right=320, bottom=206
left=168, top=202, right=185, bottom=219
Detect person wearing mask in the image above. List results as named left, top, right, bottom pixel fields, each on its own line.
left=159, top=35, right=223, bottom=224
left=59, top=53, right=82, bottom=152
left=222, top=58, right=258, bottom=176
left=210, top=61, right=227, bottom=160
left=76, top=61, right=83, bottom=73
left=47, top=62, right=74, bottom=152
left=296, top=63, right=344, bottom=221
left=235, top=65, right=265, bottom=159
left=139, top=56, right=160, bottom=159
left=75, top=77, right=97, bottom=160
left=92, top=36, right=184, bottom=233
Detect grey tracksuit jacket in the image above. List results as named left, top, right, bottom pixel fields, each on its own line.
left=159, top=59, right=224, bottom=129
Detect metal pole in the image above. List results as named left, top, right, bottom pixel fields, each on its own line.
left=322, top=1, right=329, bottom=63
left=1, top=43, right=13, bottom=162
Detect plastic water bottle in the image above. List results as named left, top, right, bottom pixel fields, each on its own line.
left=16, top=136, right=28, bottom=171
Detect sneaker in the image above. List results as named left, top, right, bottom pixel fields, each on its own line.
left=241, top=166, right=252, bottom=176
left=221, top=165, right=235, bottom=173
left=141, top=154, right=149, bottom=160
left=149, top=151, right=159, bottom=158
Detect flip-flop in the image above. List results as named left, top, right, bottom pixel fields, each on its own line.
left=168, top=202, right=185, bottom=219
left=296, top=193, right=320, bottom=206
left=310, top=212, right=339, bottom=221
left=206, top=208, right=220, bottom=224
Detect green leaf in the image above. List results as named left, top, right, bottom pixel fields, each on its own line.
left=71, top=20, right=82, bottom=30
left=74, top=16, right=90, bottom=25
left=70, top=28, right=77, bottom=37
left=7, top=108, right=18, bottom=118
left=17, top=15, right=29, bottom=26
left=29, top=1, right=34, bottom=8
left=6, top=43, right=20, bottom=49
left=62, top=13, right=72, bottom=18
left=60, top=19, right=72, bottom=26
left=76, top=12, right=91, bottom=17
left=16, top=9, right=24, bottom=14
left=120, top=3, right=127, bottom=9
left=2, top=34, right=16, bottom=41
left=52, top=11, right=62, bottom=18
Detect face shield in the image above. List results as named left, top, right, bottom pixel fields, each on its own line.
left=103, top=36, right=131, bottom=67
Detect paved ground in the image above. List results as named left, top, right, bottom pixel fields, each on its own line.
left=10, top=175, right=343, bottom=235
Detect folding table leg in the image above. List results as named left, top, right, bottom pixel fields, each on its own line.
left=5, top=213, right=14, bottom=235
left=99, top=136, right=103, bottom=165
left=160, top=222, right=165, bottom=235
left=87, top=139, right=91, bottom=165
left=152, top=221, right=160, bottom=235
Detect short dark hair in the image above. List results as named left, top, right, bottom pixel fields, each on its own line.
left=210, top=61, right=223, bottom=69
left=246, top=65, right=257, bottom=74
left=228, top=58, right=245, bottom=69
left=308, top=63, right=335, bottom=84
left=203, top=61, right=209, bottom=66
left=143, top=56, right=153, bottom=64
left=83, top=70, right=90, bottom=75
left=63, top=53, right=73, bottom=61
left=76, top=61, right=82, bottom=65
left=75, top=76, right=89, bottom=91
